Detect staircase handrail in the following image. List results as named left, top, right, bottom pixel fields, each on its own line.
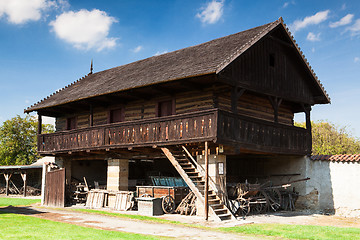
left=181, top=146, right=219, bottom=194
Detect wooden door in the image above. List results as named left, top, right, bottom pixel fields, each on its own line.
left=44, top=168, right=65, bottom=207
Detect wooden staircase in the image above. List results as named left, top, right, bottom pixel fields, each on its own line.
left=161, top=147, right=236, bottom=221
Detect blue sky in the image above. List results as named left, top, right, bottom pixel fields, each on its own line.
left=1, top=0, right=360, bottom=137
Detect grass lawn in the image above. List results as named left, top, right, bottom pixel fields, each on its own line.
left=0, top=197, right=40, bottom=207
left=0, top=212, right=165, bottom=240
left=220, top=223, right=360, bottom=240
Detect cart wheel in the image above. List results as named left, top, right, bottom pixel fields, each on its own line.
left=237, top=198, right=250, bottom=217
left=267, top=188, right=282, bottom=211
left=162, top=195, right=175, bottom=214
left=253, top=191, right=267, bottom=214
left=141, top=194, right=152, bottom=198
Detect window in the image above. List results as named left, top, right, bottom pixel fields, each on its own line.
left=269, top=53, right=275, bottom=67
left=157, top=100, right=174, bottom=117
left=66, top=117, right=77, bottom=130
left=109, top=108, right=124, bottom=123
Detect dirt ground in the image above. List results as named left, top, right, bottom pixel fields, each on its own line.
left=1, top=202, right=359, bottom=239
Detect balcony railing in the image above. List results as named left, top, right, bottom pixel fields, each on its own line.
left=38, top=109, right=311, bottom=155
left=38, top=109, right=217, bottom=154
left=217, top=111, right=311, bottom=154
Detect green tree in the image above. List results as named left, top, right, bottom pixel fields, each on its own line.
left=0, top=115, right=54, bottom=165
left=296, top=121, right=360, bottom=155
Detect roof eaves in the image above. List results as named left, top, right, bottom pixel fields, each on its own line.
left=24, top=72, right=216, bottom=114
left=24, top=74, right=90, bottom=114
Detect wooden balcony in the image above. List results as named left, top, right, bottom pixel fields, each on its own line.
left=38, top=109, right=311, bottom=155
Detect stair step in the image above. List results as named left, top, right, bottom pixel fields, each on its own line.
left=177, top=158, right=189, bottom=162
left=190, top=176, right=202, bottom=179
left=208, top=199, right=220, bottom=204
left=214, top=208, right=228, bottom=214
left=182, top=167, right=195, bottom=170
left=186, top=172, right=200, bottom=176
left=210, top=204, right=224, bottom=209
left=218, top=213, right=232, bottom=220
left=180, top=163, right=192, bottom=167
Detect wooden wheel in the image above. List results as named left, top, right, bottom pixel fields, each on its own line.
left=252, top=191, right=267, bottom=214
left=162, top=195, right=175, bottom=214
left=266, top=188, right=282, bottom=211
left=237, top=198, right=250, bottom=217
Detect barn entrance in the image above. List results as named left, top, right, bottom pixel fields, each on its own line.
left=225, top=154, right=308, bottom=216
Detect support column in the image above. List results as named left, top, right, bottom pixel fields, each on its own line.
left=107, top=159, right=129, bottom=191
left=4, top=173, right=12, bottom=196
left=41, top=162, right=48, bottom=205
left=38, top=115, right=42, bottom=135
left=204, top=142, right=209, bottom=221
left=20, top=172, right=27, bottom=197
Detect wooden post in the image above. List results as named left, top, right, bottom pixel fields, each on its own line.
left=303, top=104, right=312, bottom=154
left=269, top=96, right=282, bottom=123
left=204, top=141, right=209, bottom=221
left=38, top=115, right=42, bottom=135
left=231, top=87, right=245, bottom=114
left=4, top=173, right=12, bottom=196
left=89, top=105, right=93, bottom=127
left=21, top=172, right=27, bottom=197
left=41, top=163, right=47, bottom=205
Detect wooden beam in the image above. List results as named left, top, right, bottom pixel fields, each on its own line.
left=37, top=115, right=42, bottom=135
left=231, top=87, right=246, bottom=113
left=204, top=141, right=209, bottom=221
left=302, top=104, right=312, bottom=154
left=89, top=105, right=94, bottom=127
left=268, top=96, right=282, bottom=123
left=20, top=172, right=27, bottom=197
left=4, top=173, right=12, bottom=196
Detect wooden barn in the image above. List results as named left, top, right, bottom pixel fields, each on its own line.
left=25, top=18, right=330, bottom=221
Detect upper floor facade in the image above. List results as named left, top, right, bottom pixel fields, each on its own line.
left=26, top=18, right=330, bottom=157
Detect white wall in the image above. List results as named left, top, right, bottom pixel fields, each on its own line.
left=306, top=159, right=360, bottom=217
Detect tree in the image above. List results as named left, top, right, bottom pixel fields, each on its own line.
left=0, top=115, right=54, bottom=166
left=296, top=121, right=360, bottom=155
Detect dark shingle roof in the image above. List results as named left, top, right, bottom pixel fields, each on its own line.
left=311, top=154, right=360, bottom=162
left=25, top=18, right=329, bottom=113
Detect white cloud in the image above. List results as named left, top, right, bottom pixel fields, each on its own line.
left=290, top=10, right=330, bottom=32
left=49, top=9, right=118, bottom=51
left=0, top=0, right=57, bottom=24
left=346, top=19, right=360, bottom=36
left=132, top=45, right=143, bottom=53
left=355, top=57, right=360, bottom=63
left=196, top=0, right=224, bottom=24
left=154, top=50, right=168, bottom=56
left=306, top=32, right=321, bottom=41
left=282, top=1, right=295, bottom=8
left=311, top=47, right=315, bottom=53
left=329, top=14, right=354, bottom=28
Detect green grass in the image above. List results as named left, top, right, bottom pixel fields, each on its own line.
left=0, top=197, right=40, bottom=207
left=0, top=212, right=166, bottom=240
left=220, top=223, right=360, bottom=240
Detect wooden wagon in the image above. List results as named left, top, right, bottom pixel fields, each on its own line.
left=136, top=186, right=189, bottom=213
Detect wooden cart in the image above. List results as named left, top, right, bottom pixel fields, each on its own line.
left=136, top=186, right=189, bottom=213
